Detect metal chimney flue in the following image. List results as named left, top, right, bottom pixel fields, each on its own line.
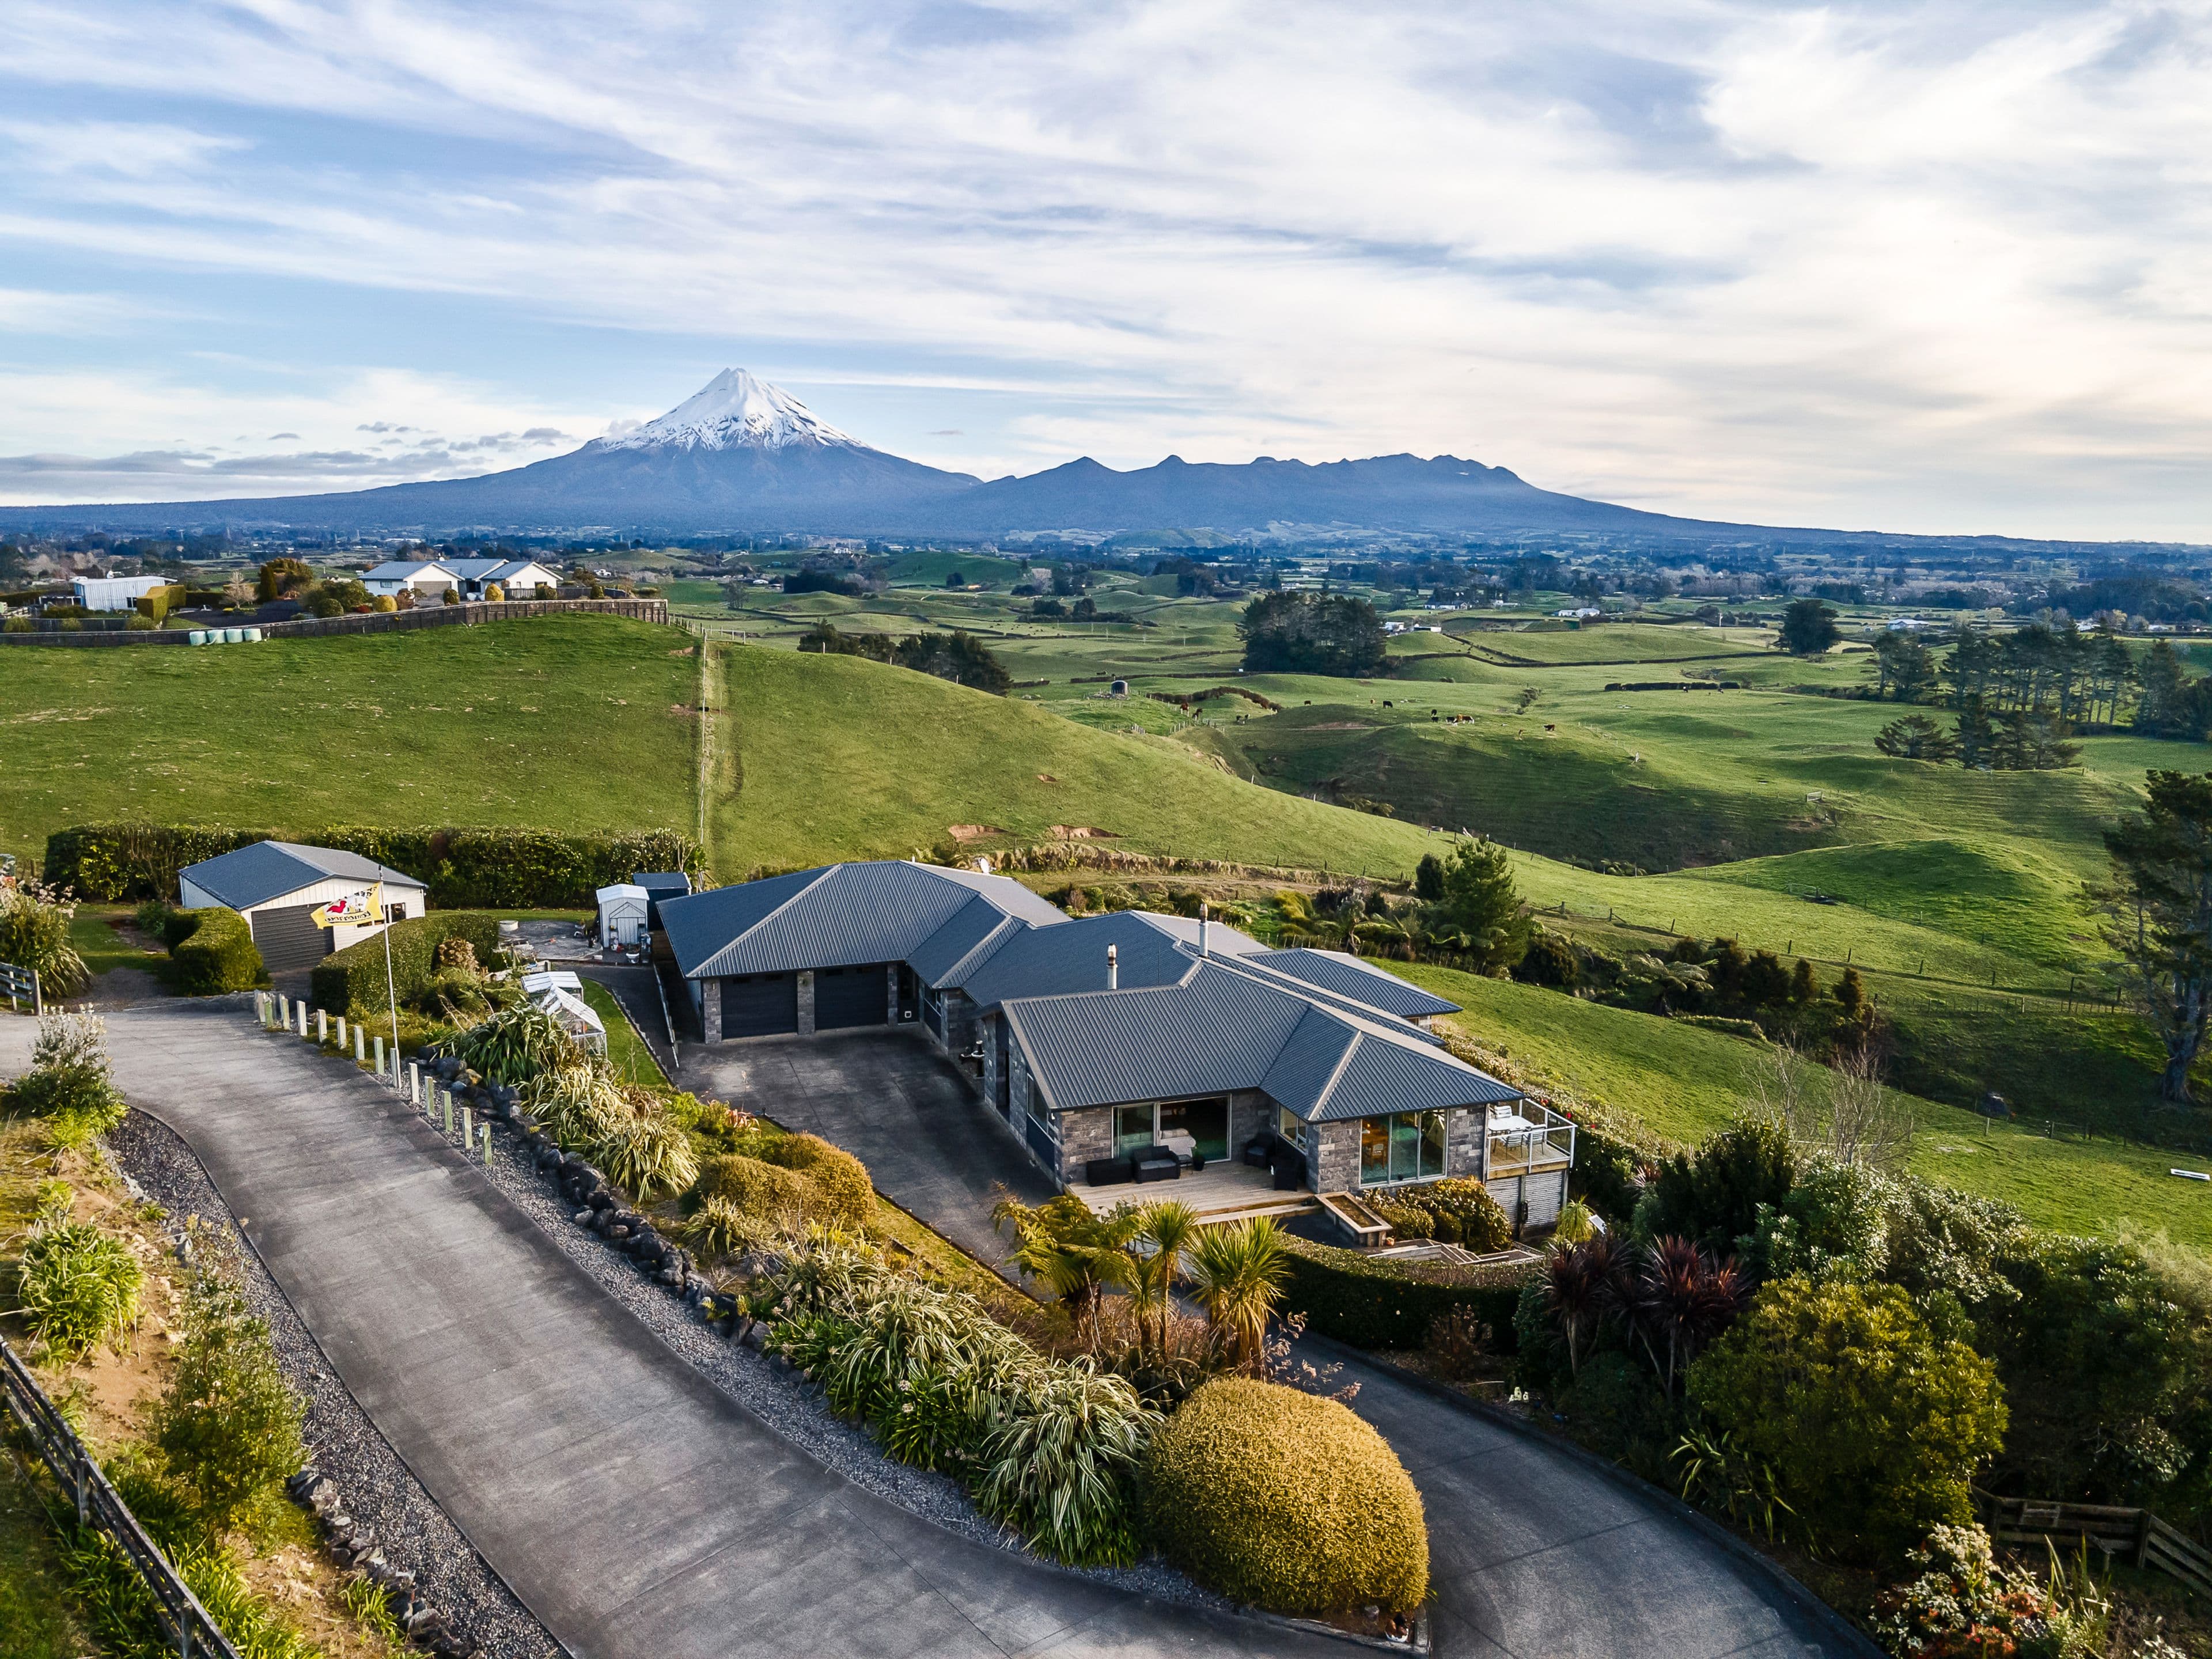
left=1199, top=903, right=1210, bottom=958
left=1107, top=943, right=1119, bottom=990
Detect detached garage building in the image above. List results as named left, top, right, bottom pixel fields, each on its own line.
left=177, top=842, right=427, bottom=973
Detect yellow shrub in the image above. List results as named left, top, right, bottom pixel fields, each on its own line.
left=1143, top=1378, right=1427, bottom=1615
left=756, top=1132, right=876, bottom=1230
left=694, top=1154, right=815, bottom=1230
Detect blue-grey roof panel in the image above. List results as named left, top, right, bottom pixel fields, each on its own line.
left=908, top=895, right=1017, bottom=987
left=179, top=840, right=421, bottom=911
left=669, top=861, right=1066, bottom=980
left=1251, top=949, right=1459, bottom=1017
left=959, top=912, right=1203, bottom=1007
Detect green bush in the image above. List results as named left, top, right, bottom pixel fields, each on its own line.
left=592, top=1111, right=700, bottom=1200
left=1142, top=1377, right=1427, bottom=1615
left=694, top=1154, right=817, bottom=1231
left=170, top=907, right=263, bottom=994
left=754, top=1132, right=875, bottom=1229
left=447, top=1001, right=575, bottom=1083
left=1634, top=1117, right=1796, bottom=1255
left=309, top=911, right=502, bottom=1016
left=1278, top=1236, right=1529, bottom=1351
left=1372, top=1177, right=1511, bottom=1250
left=1688, top=1275, right=2008, bottom=1559
left=151, top=1250, right=306, bottom=1536
left=16, top=1214, right=143, bottom=1360
left=44, top=822, right=694, bottom=907
left=0, top=878, right=89, bottom=995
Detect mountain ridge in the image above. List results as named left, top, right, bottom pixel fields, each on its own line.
left=0, top=369, right=2120, bottom=547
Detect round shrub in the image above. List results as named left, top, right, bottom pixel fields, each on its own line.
left=592, top=1110, right=699, bottom=1200
left=1142, top=1378, right=1428, bottom=1615
left=694, top=1154, right=816, bottom=1230
left=170, top=907, right=264, bottom=994
left=756, top=1132, right=876, bottom=1229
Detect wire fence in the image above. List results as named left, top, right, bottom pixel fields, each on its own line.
left=0, top=1334, right=241, bottom=1659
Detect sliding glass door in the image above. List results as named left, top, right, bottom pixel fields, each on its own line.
left=1359, top=1110, right=1447, bottom=1185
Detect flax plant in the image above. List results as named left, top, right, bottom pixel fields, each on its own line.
left=1187, top=1217, right=1289, bottom=1370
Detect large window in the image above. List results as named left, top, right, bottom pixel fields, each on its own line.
left=1360, top=1110, right=1446, bottom=1185
left=1113, top=1099, right=1230, bottom=1161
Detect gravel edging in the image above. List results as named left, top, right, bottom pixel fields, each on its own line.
left=106, top=1110, right=565, bottom=1659
left=467, top=1115, right=1236, bottom=1612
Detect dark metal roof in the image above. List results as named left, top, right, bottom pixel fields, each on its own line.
left=907, top=893, right=1022, bottom=988
left=1003, top=958, right=1518, bottom=1122
left=630, top=871, right=692, bottom=894
left=956, top=911, right=1244, bottom=1006
left=1248, top=948, right=1459, bottom=1018
left=179, top=840, right=423, bottom=912
left=662, top=861, right=1065, bottom=979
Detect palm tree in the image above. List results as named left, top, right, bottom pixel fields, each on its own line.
left=1187, top=1217, right=1289, bottom=1370
left=994, top=1194, right=1138, bottom=1349
left=1628, top=1236, right=1747, bottom=1398
left=1126, top=1202, right=1199, bottom=1360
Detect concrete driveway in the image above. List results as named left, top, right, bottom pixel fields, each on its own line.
left=681, top=1029, right=1055, bottom=1268
left=683, top=1029, right=1855, bottom=1659
left=0, top=1005, right=1339, bottom=1659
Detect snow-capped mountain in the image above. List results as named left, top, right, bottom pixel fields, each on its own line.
left=599, top=369, right=857, bottom=452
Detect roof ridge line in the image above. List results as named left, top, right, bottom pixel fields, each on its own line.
left=690, top=865, right=836, bottom=976
left=1301, top=1018, right=1366, bottom=1119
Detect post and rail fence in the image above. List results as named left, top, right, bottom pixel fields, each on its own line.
left=0, top=1334, right=243, bottom=1659
left=0, top=958, right=40, bottom=1014
left=1975, top=1488, right=2212, bottom=1600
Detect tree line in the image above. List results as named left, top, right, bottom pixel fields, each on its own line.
left=1869, top=622, right=2212, bottom=768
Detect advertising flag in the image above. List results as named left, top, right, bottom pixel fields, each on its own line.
left=312, top=884, right=385, bottom=929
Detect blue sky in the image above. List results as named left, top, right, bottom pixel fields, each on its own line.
left=2, top=0, right=2209, bottom=539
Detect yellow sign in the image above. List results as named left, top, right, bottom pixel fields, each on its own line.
left=312, top=884, right=385, bottom=929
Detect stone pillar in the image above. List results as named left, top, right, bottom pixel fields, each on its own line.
left=701, top=978, right=722, bottom=1043
left=796, top=971, right=816, bottom=1037
left=1446, top=1106, right=1486, bottom=1179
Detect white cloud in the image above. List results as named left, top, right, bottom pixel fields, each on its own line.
left=0, top=1, right=2208, bottom=535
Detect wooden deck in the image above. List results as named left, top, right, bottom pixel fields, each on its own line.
left=1069, top=1160, right=1316, bottom=1225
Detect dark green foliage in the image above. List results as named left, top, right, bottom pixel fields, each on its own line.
left=1425, top=836, right=1530, bottom=973
left=2096, top=769, right=2212, bottom=1102
left=169, top=908, right=263, bottom=994
left=1874, top=713, right=1959, bottom=761
left=800, top=622, right=1012, bottom=694
left=43, top=822, right=694, bottom=906
left=1510, top=927, right=1580, bottom=988
left=151, top=1251, right=307, bottom=1536
left=1237, top=590, right=1387, bottom=677
left=1635, top=1118, right=1795, bottom=1256
left=1564, top=1112, right=1649, bottom=1223
left=2132, top=639, right=2203, bottom=738
left=1978, top=1236, right=2208, bottom=1505
left=1413, top=852, right=1444, bottom=902
left=1276, top=1237, right=1528, bottom=1351
left=308, top=911, right=503, bottom=1015
left=783, top=569, right=864, bottom=597
left=1776, top=599, right=1840, bottom=657
left=1368, top=1177, right=1511, bottom=1249
left=1866, top=632, right=1938, bottom=702
left=255, top=558, right=312, bottom=601
left=1558, top=1350, right=1677, bottom=1479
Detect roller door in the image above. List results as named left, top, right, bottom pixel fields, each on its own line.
left=249, top=903, right=332, bottom=974
left=815, top=963, right=888, bottom=1029
left=720, top=973, right=797, bottom=1039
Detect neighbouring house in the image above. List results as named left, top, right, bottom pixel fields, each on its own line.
left=71, top=573, right=168, bottom=612
left=438, top=557, right=565, bottom=600
left=596, top=883, right=652, bottom=948
left=177, top=841, right=427, bottom=973
left=361, top=559, right=460, bottom=600
left=660, top=860, right=1574, bottom=1232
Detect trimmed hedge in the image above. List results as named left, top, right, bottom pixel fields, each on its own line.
left=44, top=822, right=694, bottom=907
left=1279, top=1237, right=1532, bottom=1353
left=309, top=912, right=503, bottom=1015
left=171, top=908, right=264, bottom=994
left=1142, top=1378, right=1428, bottom=1615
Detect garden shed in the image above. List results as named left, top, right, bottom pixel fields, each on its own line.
left=177, top=841, right=427, bottom=974
left=596, top=882, right=651, bottom=948
left=71, top=573, right=168, bottom=612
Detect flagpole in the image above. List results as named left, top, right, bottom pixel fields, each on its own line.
left=384, top=918, right=400, bottom=1089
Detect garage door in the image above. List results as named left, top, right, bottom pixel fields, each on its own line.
left=720, top=974, right=797, bottom=1039
left=815, top=963, right=888, bottom=1029
left=249, top=903, right=332, bottom=974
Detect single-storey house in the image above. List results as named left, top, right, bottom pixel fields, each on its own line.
left=72, top=573, right=168, bottom=612
left=362, top=559, right=460, bottom=600
left=596, top=883, right=652, bottom=948
left=177, top=841, right=427, bottom=973
left=661, top=860, right=1574, bottom=1229
left=440, top=558, right=564, bottom=600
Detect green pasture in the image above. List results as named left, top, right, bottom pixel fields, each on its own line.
left=1397, top=961, right=2212, bottom=1248
left=1443, top=621, right=1772, bottom=665
left=0, top=615, right=696, bottom=866
left=706, top=640, right=1451, bottom=877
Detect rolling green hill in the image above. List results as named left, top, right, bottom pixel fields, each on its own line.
left=0, top=615, right=697, bottom=866
left=1399, top=961, right=2212, bottom=1247
left=706, top=641, right=1452, bottom=876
